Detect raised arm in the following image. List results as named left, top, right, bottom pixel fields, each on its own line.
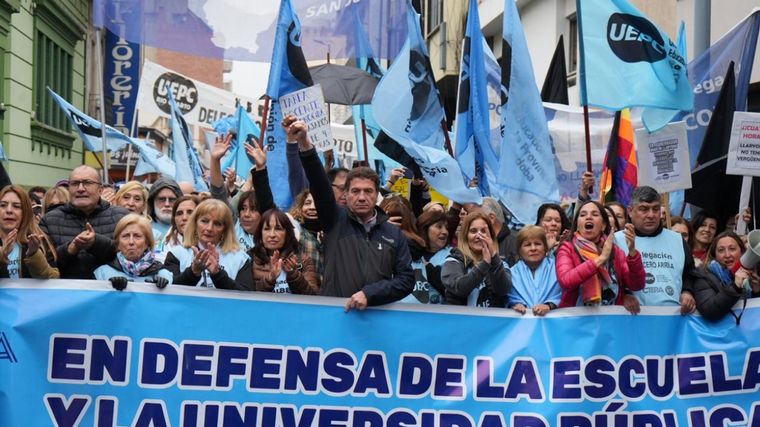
left=289, top=115, right=339, bottom=233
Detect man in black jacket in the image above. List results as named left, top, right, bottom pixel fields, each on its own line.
left=287, top=115, right=414, bottom=310
left=39, top=166, right=128, bottom=279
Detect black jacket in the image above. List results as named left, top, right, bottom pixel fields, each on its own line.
left=496, top=226, right=519, bottom=267
left=691, top=267, right=744, bottom=322
left=441, top=248, right=512, bottom=307
left=300, top=147, right=414, bottom=305
left=39, top=200, right=128, bottom=279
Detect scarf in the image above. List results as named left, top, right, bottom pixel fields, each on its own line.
left=508, top=257, right=561, bottom=308
left=572, top=232, right=613, bottom=305
left=707, top=260, right=734, bottom=286
left=117, top=250, right=156, bottom=277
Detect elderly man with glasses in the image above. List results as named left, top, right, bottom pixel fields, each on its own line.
left=39, top=166, right=129, bottom=279
left=146, top=176, right=183, bottom=248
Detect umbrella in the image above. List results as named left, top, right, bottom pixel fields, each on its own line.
left=308, top=64, right=379, bottom=105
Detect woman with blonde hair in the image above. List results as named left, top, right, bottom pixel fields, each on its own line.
left=113, top=181, right=149, bottom=216
left=442, top=211, right=511, bottom=307
left=164, top=198, right=250, bottom=288
left=42, top=186, right=70, bottom=214
left=0, top=185, right=58, bottom=278
left=94, top=214, right=172, bottom=289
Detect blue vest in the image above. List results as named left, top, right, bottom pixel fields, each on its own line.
left=168, top=246, right=250, bottom=288
left=400, top=247, right=451, bottom=305
left=614, top=229, right=684, bottom=306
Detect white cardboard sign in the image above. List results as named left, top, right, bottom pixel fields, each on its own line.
left=727, top=112, right=760, bottom=177
left=279, top=85, right=333, bottom=152
left=635, top=121, right=692, bottom=193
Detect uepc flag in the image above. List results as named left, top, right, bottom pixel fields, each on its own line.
left=496, top=0, right=559, bottom=225
left=576, top=0, right=693, bottom=114
left=372, top=0, right=481, bottom=204
left=48, top=87, right=129, bottom=152
left=264, top=0, right=314, bottom=209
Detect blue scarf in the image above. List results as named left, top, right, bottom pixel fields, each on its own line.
left=117, top=250, right=156, bottom=277
left=507, top=257, right=561, bottom=308
left=707, top=260, right=734, bottom=286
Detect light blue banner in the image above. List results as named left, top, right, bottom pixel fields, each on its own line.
left=1, top=280, right=760, bottom=426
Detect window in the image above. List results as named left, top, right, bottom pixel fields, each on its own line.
left=34, top=30, right=72, bottom=132
left=425, top=0, right=443, bottom=35
left=31, top=0, right=87, bottom=154
left=567, top=13, right=578, bottom=86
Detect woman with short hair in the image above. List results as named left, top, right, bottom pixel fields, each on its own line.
left=508, top=225, right=561, bottom=316
left=94, top=214, right=172, bottom=289
left=113, top=181, right=149, bottom=216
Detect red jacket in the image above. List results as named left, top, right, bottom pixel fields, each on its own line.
left=555, top=240, right=646, bottom=308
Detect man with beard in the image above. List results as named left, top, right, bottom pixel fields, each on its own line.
left=147, top=177, right=182, bottom=250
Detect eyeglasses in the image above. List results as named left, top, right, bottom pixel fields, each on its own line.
left=69, top=180, right=101, bottom=189
left=156, top=196, right=177, bottom=204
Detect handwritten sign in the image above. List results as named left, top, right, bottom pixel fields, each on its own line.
left=279, top=84, right=333, bottom=152
left=727, top=112, right=760, bottom=177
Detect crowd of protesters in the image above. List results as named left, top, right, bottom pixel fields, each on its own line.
left=1, top=114, right=758, bottom=321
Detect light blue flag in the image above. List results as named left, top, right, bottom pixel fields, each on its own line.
left=221, top=106, right=260, bottom=179
left=0, top=142, right=6, bottom=161
left=350, top=11, right=402, bottom=180
left=372, top=0, right=481, bottom=205
left=264, top=0, right=314, bottom=209
left=496, top=0, right=560, bottom=224
left=640, top=21, right=690, bottom=132
left=576, top=0, right=693, bottom=116
left=455, top=0, right=495, bottom=197
left=130, top=138, right=176, bottom=177
left=48, top=87, right=129, bottom=152
left=166, top=87, right=207, bottom=191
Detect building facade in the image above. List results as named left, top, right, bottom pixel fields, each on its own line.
left=2, top=0, right=89, bottom=187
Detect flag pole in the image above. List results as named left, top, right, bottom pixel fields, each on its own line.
left=441, top=121, right=454, bottom=157
left=361, top=117, right=369, bottom=162
left=258, top=96, right=271, bottom=150
left=582, top=106, right=592, bottom=173
left=94, top=27, right=110, bottom=184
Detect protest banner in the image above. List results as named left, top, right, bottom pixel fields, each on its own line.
left=136, top=60, right=258, bottom=129
left=280, top=85, right=333, bottom=152
left=635, top=121, right=692, bottom=193
left=1, top=280, right=759, bottom=426
left=727, top=112, right=760, bottom=177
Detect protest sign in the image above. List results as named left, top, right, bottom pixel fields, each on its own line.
left=331, top=123, right=359, bottom=158
left=2, top=280, right=760, bottom=426
left=635, top=121, right=692, bottom=193
left=727, top=112, right=760, bottom=177
left=280, top=85, right=333, bottom=152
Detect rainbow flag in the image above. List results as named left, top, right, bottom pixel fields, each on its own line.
left=600, top=109, right=637, bottom=206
